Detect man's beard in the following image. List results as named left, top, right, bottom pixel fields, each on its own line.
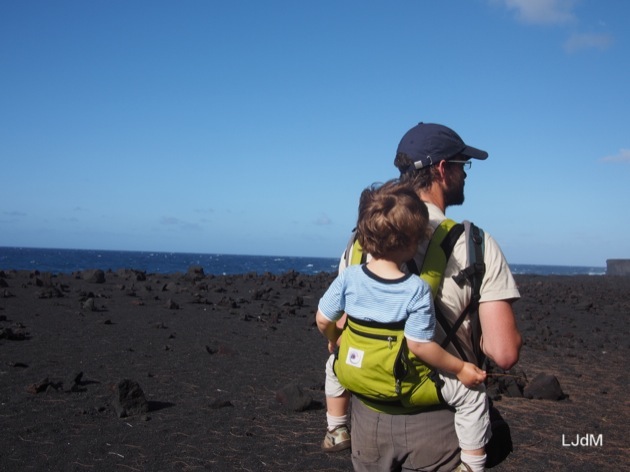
left=444, top=176, right=465, bottom=207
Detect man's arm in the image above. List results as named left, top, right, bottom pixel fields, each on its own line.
left=478, top=300, right=521, bottom=370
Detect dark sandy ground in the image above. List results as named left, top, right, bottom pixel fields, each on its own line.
left=0, top=268, right=628, bottom=471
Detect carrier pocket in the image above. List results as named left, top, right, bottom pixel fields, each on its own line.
left=334, top=317, right=408, bottom=401
left=334, top=316, right=443, bottom=408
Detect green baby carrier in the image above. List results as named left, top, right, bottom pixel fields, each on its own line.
left=334, top=219, right=485, bottom=414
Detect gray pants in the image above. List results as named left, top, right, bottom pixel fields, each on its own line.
left=351, top=396, right=460, bottom=472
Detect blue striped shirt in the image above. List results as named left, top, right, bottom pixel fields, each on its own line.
left=318, top=264, right=436, bottom=342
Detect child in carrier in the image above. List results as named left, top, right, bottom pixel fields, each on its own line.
left=315, top=179, right=490, bottom=472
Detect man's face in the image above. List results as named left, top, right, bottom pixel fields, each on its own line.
left=443, top=161, right=467, bottom=207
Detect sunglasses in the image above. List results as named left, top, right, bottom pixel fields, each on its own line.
left=448, top=160, right=471, bottom=170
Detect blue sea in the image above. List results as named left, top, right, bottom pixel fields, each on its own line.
left=0, top=247, right=606, bottom=276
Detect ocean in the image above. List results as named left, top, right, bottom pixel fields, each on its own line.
left=0, top=247, right=606, bottom=276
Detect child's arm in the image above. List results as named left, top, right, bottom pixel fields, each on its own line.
left=333, top=313, right=348, bottom=347
left=406, top=339, right=486, bottom=388
left=316, top=310, right=344, bottom=353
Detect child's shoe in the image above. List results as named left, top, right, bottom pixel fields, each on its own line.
left=321, top=425, right=351, bottom=452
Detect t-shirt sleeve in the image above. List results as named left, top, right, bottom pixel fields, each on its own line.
left=479, top=232, right=521, bottom=303
left=318, top=270, right=347, bottom=322
left=404, top=279, right=436, bottom=343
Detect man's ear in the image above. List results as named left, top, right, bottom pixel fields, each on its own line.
left=435, top=160, right=449, bottom=181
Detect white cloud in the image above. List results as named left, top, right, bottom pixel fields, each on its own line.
left=600, top=149, right=630, bottom=163
left=193, top=208, right=215, bottom=214
left=498, top=0, right=577, bottom=24
left=160, top=216, right=203, bottom=231
left=315, top=213, right=332, bottom=226
left=564, top=32, right=613, bottom=53
left=493, top=0, right=615, bottom=54
left=161, top=216, right=181, bottom=226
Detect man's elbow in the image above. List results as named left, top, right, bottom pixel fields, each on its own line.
left=493, top=352, right=519, bottom=370
left=489, top=335, right=522, bottom=370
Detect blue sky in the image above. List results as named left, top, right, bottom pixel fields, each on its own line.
left=1, top=0, right=628, bottom=267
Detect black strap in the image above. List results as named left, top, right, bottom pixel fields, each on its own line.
left=446, top=223, right=486, bottom=366
left=437, top=304, right=472, bottom=360
left=441, top=224, right=464, bottom=259
left=346, top=314, right=407, bottom=331
left=405, top=258, right=420, bottom=276
left=433, top=223, right=471, bottom=360
left=468, top=224, right=486, bottom=366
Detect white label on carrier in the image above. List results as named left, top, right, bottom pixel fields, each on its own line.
left=346, top=347, right=364, bottom=368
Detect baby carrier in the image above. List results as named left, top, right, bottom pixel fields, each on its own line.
left=334, top=219, right=485, bottom=412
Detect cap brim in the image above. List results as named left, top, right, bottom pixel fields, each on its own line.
left=462, top=145, right=488, bottom=160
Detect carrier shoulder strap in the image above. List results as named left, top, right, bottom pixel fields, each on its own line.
left=414, top=219, right=468, bottom=361
left=414, top=219, right=485, bottom=366
left=412, top=219, right=462, bottom=298
left=433, top=220, right=486, bottom=366
left=458, top=221, right=486, bottom=366
left=343, top=229, right=366, bottom=268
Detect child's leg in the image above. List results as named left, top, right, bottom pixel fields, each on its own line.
left=326, top=391, right=351, bottom=428
left=325, top=353, right=350, bottom=429
left=322, top=353, right=351, bottom=451
left=459, top=451, right=486, bottom=472
left=440, top=374, right=490, bottom=472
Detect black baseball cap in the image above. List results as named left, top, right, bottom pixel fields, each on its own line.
left=396, top=122, right=488, bottom=170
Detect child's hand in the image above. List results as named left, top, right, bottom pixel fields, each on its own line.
left=456, top=362, right=487, bottom=388
left=327, top=340, right=337, bottom=353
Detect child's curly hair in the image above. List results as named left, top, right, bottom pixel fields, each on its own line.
left=356, top=179, right=430, bottom=260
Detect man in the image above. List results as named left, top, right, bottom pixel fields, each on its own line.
left=344, top=122, right=522, bottom=472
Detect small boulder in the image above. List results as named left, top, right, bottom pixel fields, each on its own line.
left=64, top=371, right=84, bottom=392
left=111, top=379, right=149, bottom=418
left=185, top=265, right=205, bottom=282
left=523, top=373, right=566, bottom=400
left=165, top=299, right=179, bottom=310
left=84, top=270, right=106, bottom=284
left=82, top=298, right=96, bottom=311
left=275, top=383, right=313, bottom=412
